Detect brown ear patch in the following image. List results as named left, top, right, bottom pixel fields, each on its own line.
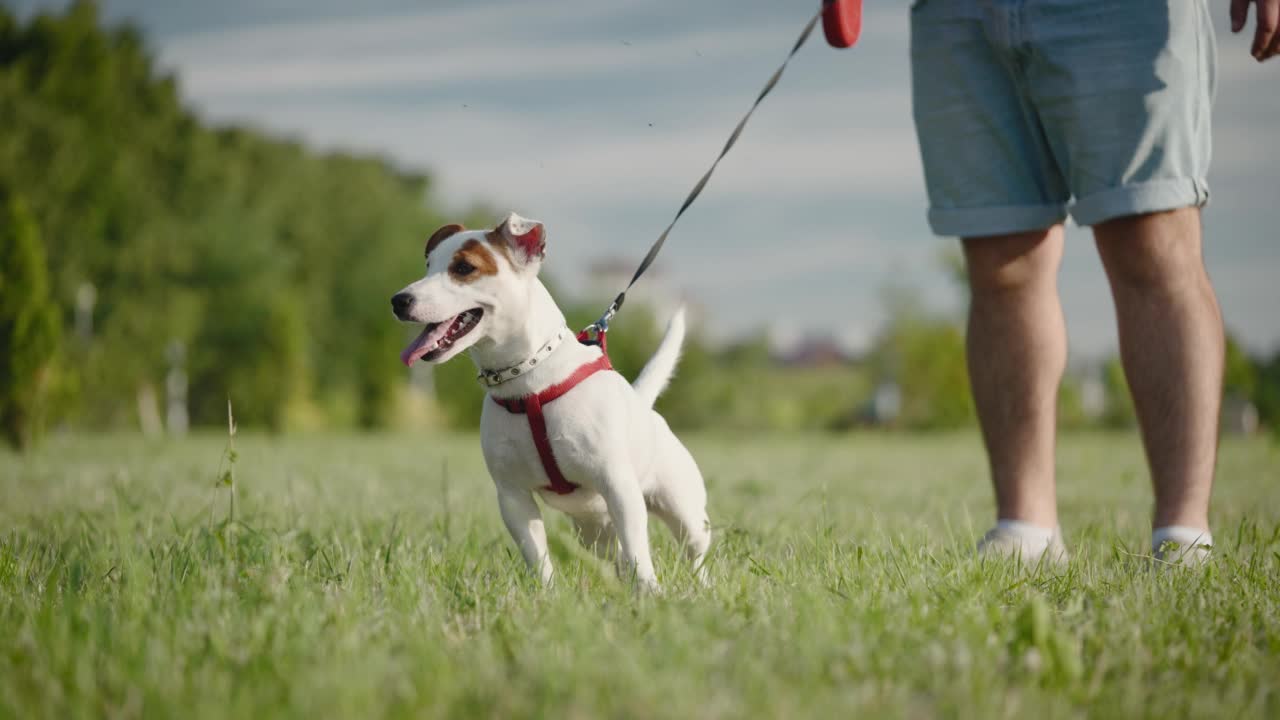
left=425, top=223, right=465, bottom=259
left=485, top=231, right=514, bottom=263
left=449, top=239, right=500, bottom=282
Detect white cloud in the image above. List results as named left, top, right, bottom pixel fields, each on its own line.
left=166, top=0, right=620, bottom=59
left=145, top=0, right=1278, bottom=356
left=192, top=97, right=921, bottom=207
left=167, top=24, right=795, bottom=99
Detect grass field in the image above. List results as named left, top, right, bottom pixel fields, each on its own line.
left=2, top=431, right=1279, bottom=719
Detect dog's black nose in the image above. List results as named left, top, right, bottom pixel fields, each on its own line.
left=391, top=293, right=413, bottom=315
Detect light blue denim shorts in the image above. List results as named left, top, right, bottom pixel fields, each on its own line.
left=910, top=0, right=1216, bottom=237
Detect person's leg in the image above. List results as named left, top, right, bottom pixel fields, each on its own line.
left=963, top=227, right=1067, bottom=536
left=1022, top=0, right=1218, bottom=561
left=910, top=2, right=1072, bottom=563
left=1094, top=208, right=1221, bottom=555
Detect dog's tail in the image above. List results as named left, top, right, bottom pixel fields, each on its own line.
left=632, top=306, right=686, bottom=408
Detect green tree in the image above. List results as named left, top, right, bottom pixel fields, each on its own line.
left=1101, top=357, right=1136, bottom=428
left=1057, top=377, right=1088, bottom=431
left=1223, top=333, right=1258, bottom=401
left=0, top=190, right=61, bottom=449
left=1255, top=351, right=1280, bottom=435
left=869, top=279, right=973, bottom=430
left=876, top=316, right=974, bottom=429
left=0, top=3, right=460, bottom=431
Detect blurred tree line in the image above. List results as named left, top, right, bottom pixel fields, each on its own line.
left=0, top=2, right=492, bottom=445
left=4, top=3, right=1279, bottom=449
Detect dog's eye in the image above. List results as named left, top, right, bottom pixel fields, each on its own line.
left=451, top=260, right=476, bottom=276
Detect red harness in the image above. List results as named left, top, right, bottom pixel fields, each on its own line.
left=491, top=330, right=612, bottom=495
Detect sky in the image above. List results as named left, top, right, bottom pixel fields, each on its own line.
left=13, top=0, right=1280, bottom=357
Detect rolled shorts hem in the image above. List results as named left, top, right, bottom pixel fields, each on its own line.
left=1069, top=177, right=1210, bottom=226
left=927, top=203, right=1068, bottom=238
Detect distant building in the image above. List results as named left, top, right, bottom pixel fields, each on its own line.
left=775, top=337, right=852, bottom=368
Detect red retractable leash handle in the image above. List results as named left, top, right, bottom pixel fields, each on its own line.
left=822, top=0, right=863, bottom=48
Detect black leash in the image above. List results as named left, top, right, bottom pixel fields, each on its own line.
left=583, top=4, right=826, bottom=339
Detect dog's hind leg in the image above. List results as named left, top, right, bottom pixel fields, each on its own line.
left=651, top=443, right=711, bottom=584
left=497, top=487, right=554, bottom=585
left=653, top=501, right=711, bottom=585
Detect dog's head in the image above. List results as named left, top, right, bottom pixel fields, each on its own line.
left=391, top=212, right=546, bottom=366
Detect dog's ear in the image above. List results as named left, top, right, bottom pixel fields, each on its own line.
left=425, top=223, right=465, bottom=260
left=487, top=212, right=545, bottom=267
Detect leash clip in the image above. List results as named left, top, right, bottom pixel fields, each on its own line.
left=578, top=299, right=620, bottom=350
left=580, top=293, right=622, bottom=342
left=593, top=305, right=615, bottom=334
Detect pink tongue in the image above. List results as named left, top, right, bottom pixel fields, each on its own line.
left=400, top=319, right=455, bottom=367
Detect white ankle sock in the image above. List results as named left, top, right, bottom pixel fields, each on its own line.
left=995, top=519, right=1058, bottom=547
left=1152, top=525, right=1213, bottom=554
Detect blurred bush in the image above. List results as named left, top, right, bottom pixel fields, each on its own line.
left=864, top=284, right=973, bottom=430
left=0, top=188, right=62, bottom=448
left=5, top=3, right=1275, bottom=440
left=1256, top=354, right=1280, bottom=440
left=0, top=2, right=465, bottom=433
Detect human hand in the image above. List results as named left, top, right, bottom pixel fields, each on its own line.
left=1231, top=0, right=1280, bottom=61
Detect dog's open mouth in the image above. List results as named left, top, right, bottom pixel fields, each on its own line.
left=400, top=309, right=484, bottom=366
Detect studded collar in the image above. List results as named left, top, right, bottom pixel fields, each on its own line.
left=474, top=327, right=570, bottom=388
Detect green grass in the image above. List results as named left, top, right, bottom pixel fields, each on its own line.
left=2, top=431, right=1279, bottom=719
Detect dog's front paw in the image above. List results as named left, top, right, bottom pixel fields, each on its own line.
left=635, top=576, right=662, bottom=595
left=694, top=565, right=710, bottom=588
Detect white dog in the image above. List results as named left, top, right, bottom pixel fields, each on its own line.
left=391, top=212, right=710, bottom=591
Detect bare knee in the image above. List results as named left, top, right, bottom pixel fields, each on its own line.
left=962, top=227, right=1064, bottom=295
left=1094, top=208, right=1206, bottom=292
